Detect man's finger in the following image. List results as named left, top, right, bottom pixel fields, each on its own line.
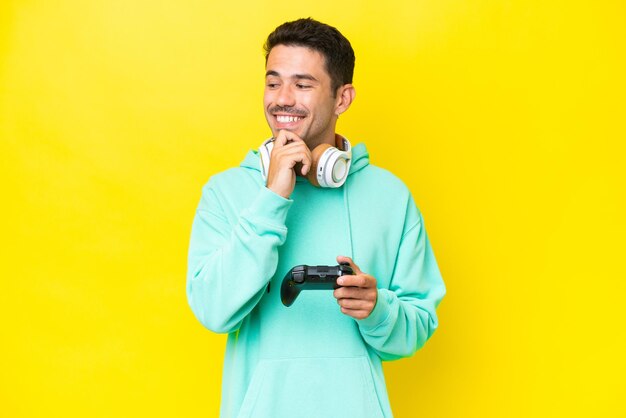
left=336, top=297, right=374, bottom=311
left=274, top=130, right=304, bottom=148
left=336, top=255, right=362, bottom=275
left=340, top=307, right=371, bottom=320
left=334, top=286, right=362, bottom=300
left=278, top=149, right=312, bottom=172
left=275, top=140, right=308, bottom=152
left=337, top=273, right=372, bottom=288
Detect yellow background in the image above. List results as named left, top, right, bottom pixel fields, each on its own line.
left=1, top=1, right=624, bottom=417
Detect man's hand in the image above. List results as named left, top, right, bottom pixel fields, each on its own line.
left=266, top=130, right=312, bottom=199
left=333, top=256, right=378, bottom=320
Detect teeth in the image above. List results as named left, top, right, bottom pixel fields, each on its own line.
left=276, top=115, right=302, bottom=123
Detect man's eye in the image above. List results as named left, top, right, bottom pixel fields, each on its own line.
left=296, top=84, right=312, bottom=89
left=266, top=83, right=279, bottom=88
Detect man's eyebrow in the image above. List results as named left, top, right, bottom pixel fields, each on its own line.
left=293, top=74, right=318, bottom=82
left=265, top=70, right=319, bottom=83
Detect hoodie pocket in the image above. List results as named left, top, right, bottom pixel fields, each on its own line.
left=237, top=356, right=385, bottom=418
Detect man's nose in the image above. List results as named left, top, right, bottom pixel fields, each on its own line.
left=276, top=85, right=295, bottom=107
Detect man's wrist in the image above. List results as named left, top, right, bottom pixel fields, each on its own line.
left=357, top=289, right=392, bottom=331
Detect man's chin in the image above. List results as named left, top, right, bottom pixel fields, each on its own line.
left=270, top=127, right=304, bottom=139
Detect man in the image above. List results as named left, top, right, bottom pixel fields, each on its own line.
left=187, top=18, right=445, bottom=418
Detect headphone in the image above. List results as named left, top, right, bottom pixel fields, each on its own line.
left=259, top=135, right=352, bottom=188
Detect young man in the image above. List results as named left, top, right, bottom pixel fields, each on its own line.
left=187, top=18, right=446, bottom=418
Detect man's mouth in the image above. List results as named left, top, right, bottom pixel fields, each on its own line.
left=275, top=115, right=304, bottom=123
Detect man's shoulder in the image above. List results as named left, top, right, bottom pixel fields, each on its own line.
left=204, top=165, right=261, bottom=191
left=196, top=166, right=262, bottom=214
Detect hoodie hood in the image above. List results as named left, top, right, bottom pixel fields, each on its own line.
left=240, top=141, right=370, bottom=181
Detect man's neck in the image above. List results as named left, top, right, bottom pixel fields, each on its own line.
left=307, top=131, right=340, bottom=151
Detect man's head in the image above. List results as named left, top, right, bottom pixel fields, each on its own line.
left=263, top=18, right=356, bottom=148
left=264, top=18, right=355, bottom=95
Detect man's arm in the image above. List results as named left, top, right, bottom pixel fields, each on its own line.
left=334, top=205, right=446, bottom=360
left=187, top=131, right=310, bottom=334
left=187, top=182, right=292, bottom=334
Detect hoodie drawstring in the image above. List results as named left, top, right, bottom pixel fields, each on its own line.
left=343, top=178, right=355, bottom=261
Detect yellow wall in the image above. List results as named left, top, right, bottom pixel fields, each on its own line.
left=1, top=1, right=624, bottom=416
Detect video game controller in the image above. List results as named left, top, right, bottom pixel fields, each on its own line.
left=280, top=262, right=354, bottom=307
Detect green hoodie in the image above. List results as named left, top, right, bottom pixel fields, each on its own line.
left=187, top=142, right=446, bottom=418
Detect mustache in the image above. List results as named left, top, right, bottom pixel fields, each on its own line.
left=269, top=106, right=308, bottom=117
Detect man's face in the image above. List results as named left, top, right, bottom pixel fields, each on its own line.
left=264, top=45, right=338, bottom=148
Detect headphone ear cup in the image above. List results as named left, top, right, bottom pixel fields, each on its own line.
left=307, top=143, right=333, bottom=187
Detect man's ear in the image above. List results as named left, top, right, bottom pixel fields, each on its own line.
left=334, top=84, right=356, bottom=116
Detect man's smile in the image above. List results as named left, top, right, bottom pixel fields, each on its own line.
left=275, top=115, right=304, bottom=123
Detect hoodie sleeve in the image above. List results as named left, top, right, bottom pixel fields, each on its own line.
left=356, top=201, right=446, bottom=361
left=187, top=181, right=292, bottom=334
